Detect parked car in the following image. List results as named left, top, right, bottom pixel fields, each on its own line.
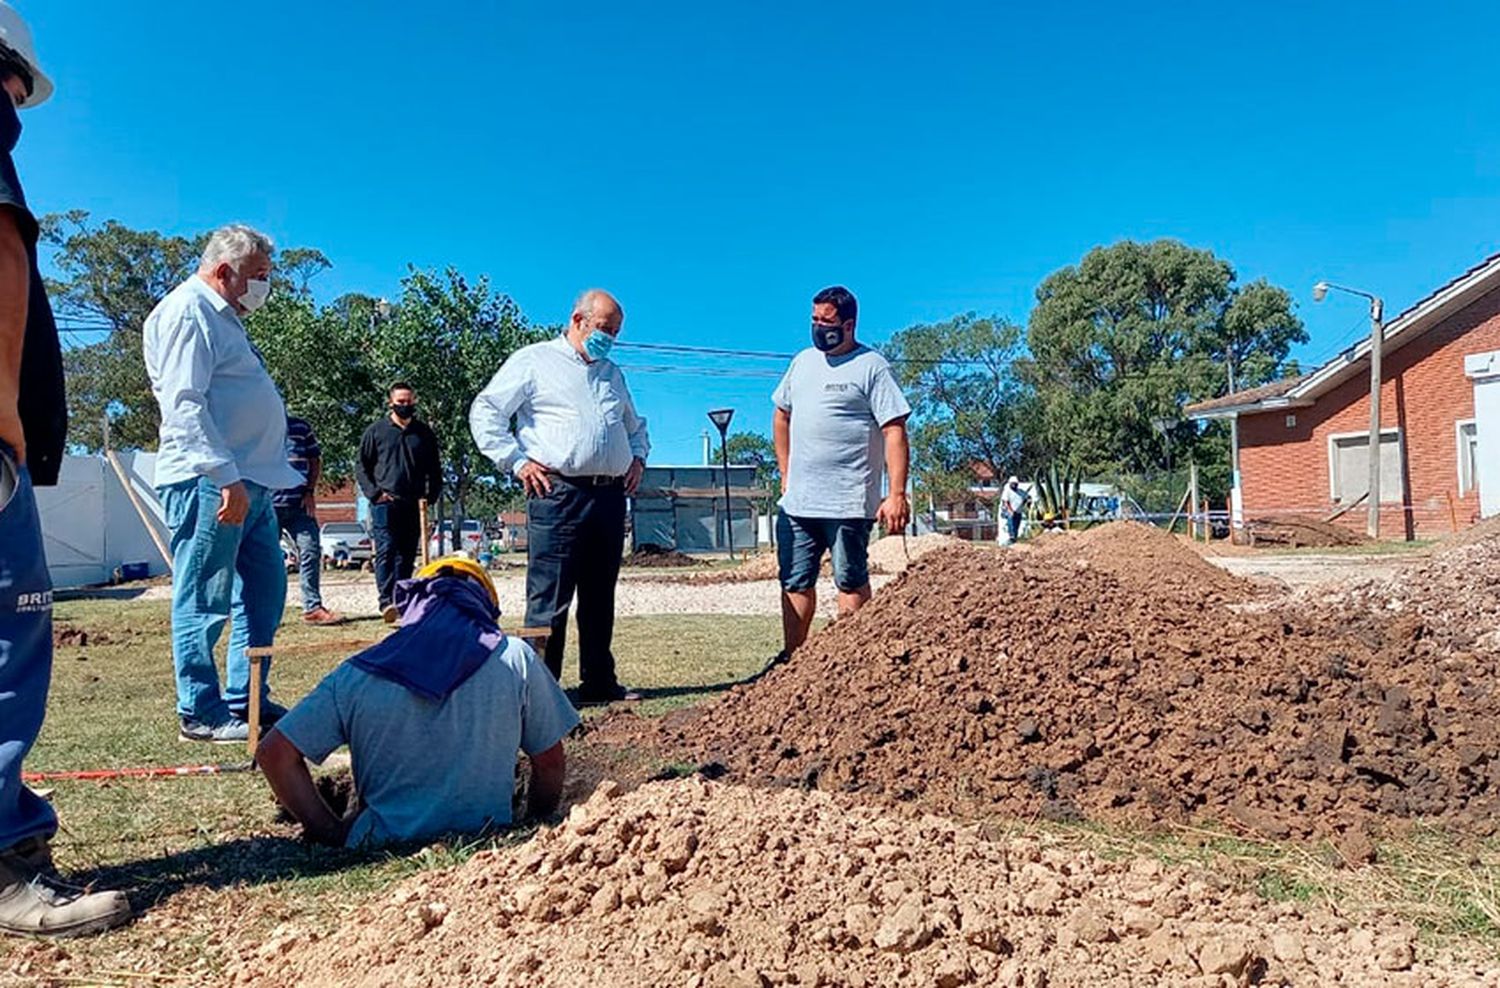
left=428, top=519, right=484, bottom=558
left=321, top=521, right=374, bottom=569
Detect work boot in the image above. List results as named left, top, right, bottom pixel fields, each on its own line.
left=381, top=604, right=400, bottom=625
left=178, top=716, right=250, bottom=744
left=302, top=606, right=345, bottom=626
left=0, top=837, right=131, bottom=938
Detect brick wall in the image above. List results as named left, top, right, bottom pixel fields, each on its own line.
left=311, top=480, right=361, bottom=524
left=1238, top=287, right=1500, bottom=539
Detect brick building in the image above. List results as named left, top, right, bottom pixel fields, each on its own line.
left=1186, top=253, right=1500, bottom=539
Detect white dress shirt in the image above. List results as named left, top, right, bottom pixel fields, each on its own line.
left=470, top=335, right=650, bottom=478
left=143, top=275, right=303, bottom=491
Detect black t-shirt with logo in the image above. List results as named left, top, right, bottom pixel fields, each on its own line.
left=0, top=104, right=67, bottom=487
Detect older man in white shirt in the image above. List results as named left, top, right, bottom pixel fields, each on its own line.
left=470, top=289, right=649, bottom=703
left=144, top=224, right=302, bottom=743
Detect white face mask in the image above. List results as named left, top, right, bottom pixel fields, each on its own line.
left=239, top=278, right=271, bottom=313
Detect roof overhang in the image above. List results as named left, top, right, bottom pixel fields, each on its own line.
left=1187, top=396, right=1314, bottom=421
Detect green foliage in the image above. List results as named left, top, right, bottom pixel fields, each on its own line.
left=1033, top=461, right=1084, bottom=520
left=1023, top=239, right=1306, bottom=480
left=371, top=267, right=550, bottom=528
left=41, top=211, right=203, bottom=450
left=884, top=313, right=1036, bottom=502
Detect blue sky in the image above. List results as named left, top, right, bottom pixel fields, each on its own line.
left=16, top=1, right=1500, bottom=463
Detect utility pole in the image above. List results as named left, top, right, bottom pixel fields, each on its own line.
left=1313, top=281, right=1387, bottom=539
left=1364, top=297, right=1385, bottom=539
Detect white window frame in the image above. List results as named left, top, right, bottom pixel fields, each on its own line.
left=1456, top=418, right=1478, bottom=497
left=1326, top=427, right=1404, bottom=503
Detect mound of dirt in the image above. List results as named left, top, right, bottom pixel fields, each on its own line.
left=52, top=625, right=113, bottom=648
left=1032, top=520, right=1256, bottom=602
left=661, top=533, right=1500, bottom=839
left=867, top=533, right=967, bottom=575
left=1307, top=530, right=1500, bottom=658
left=624, top=544, right=701, bottom=568
left=1248, top=517, right=1371, bottom=549
left=238, top=778, right=1451, bottom=988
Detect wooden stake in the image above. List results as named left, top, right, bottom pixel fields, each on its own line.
left=419, top=498, right=431, bottom=564
left=247, top=656, right=262, bottom=756
left=1188, top=462, right=1200, bottom=541
left=1447, top=490, right=1459, bottom=533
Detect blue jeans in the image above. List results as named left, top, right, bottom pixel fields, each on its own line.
left=0, top=445, right=59, bottom=849
left=776, top=512, right=874, bottom=593
left=276, top=503, right=323, bottom=613
left=159, top=478, right=287, bottom=723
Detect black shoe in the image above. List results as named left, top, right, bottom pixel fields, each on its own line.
left=574, top=683, right=642, bottom=706
left=229, top=698, right=289, bottom=727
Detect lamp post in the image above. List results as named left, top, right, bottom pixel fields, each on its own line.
left=1313, top=281, right=1386, bottom=538
left=707, top=408, right=735, bottom=559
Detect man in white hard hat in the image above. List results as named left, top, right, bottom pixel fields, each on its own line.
left=0, top=1, right=132, bottom=937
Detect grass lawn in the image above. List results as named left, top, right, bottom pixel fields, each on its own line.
left=3, top=592, right=1498, bottom=984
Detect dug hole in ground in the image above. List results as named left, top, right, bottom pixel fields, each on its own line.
left=234, top=522, right=1500, bottom=987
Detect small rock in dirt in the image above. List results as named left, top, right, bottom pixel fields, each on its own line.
left=1192, top=937, right=1252, bottom=977
left=1016, top=718, right=1042, bottom=743
left=873, top=897, right=933, bottom=954
left=1376, top=938, right=1416, bottom=971
left=1269, top=931, right=1305, bottom=963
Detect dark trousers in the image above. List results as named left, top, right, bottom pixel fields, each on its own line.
left=525, top=479, right=625, bottom=692
left=371, top=499, right=421, bottom=609
left=1006, top=510, right=1023, bottom=543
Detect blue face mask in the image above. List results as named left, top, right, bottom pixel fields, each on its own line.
left=583, top=329, right=616, bottom=362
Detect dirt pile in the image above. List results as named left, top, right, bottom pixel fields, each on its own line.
left=1248, top=516, right=1371, bottom=548
left=662, top=531, right=1500, bottom=838
left=867, top=533, right=967, bottom=575
left=236, top=778, right=1469, bottom=988
left=1032, top=521, right=1255, bottom=602
left=1305, top=531, right=1500, bottom=658
left=624, top=544, right=701, bottom=568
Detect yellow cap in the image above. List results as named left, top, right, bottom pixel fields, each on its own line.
left=415, top=555, right=498, bottom=607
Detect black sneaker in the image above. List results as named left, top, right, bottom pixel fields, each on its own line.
left=229, top=698, right=289, bottom=727
left=574, top=683, right=642, bottom=706
left=178, top=717, right=250, bottom=744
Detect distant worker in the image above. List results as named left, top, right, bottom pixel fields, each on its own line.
left=356, top=383, right=443, bottom=623
left=258, top=557, right=579, bottom=846
left=469, top=289, right=649, bottom=704
left=274, top=415, right=342, bottom=625
left=0, top=2, right=131, bottom=936
left=999, top=475, right=1029, bottom=544
left=772, top=286, right=911, bottom=660
left=144, top=224, right=302, bottom=744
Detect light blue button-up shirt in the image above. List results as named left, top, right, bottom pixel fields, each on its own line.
left=470, top=335, right=650, bottom=478
left=143, top=275, right=303, bottom=491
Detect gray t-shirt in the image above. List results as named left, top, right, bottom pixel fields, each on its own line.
left=773, top=345, right=911, bottom=520
left=275, top=636, right=580, bottom=848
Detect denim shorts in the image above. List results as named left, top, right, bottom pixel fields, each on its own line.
left=776, top=512, right=874, bottom=593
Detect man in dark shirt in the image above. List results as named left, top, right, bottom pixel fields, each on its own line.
left=356, top=383, right=443, bottom=621
left=274, top=415, right=342, bottom=625
left=0, top=6, right=131, bottom=937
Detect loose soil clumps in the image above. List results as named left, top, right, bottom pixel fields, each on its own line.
left=867, top=532, right=967, bottom=575
left=663, top=525, right=1500, bottom=839
left=237, top=778, right=1459, bottom=988
left=624, top=544, right=701, bottom=568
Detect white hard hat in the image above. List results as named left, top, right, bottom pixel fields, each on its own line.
left=0, top=2, right=53, bottom=108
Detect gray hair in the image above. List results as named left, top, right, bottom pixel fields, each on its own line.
left=572, top=288, right=622, bottom=321
left=200, top=223, right=275, bottom=272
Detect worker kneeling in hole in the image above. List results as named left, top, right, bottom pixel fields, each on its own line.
left=258, top=557, right=580, bottom=847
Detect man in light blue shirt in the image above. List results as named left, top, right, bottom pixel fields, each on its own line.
left=143, top=224, right=303, bottom=743
left=470, top=289, right=649, bottom=703
left=257, top=559, right=579, bottom=847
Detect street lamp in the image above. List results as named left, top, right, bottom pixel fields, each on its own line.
left=707, top=408, right=736, bottom=560
left=1312, top=281, right=1386, bottom=538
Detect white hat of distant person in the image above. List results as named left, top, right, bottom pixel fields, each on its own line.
left=0, top=2, right=53, bottom=108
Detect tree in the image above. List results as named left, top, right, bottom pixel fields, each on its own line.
left=715, top=431, right=780, bottom=517
left=883, top=313, right=1037, bottom=503
left=371, top=267, right=549, bottom=532
left=245, top=259, right=379, bottom=485
left=41, top=211, right=203, bottom=450
left=1023, top=239, right=1305, bottom=490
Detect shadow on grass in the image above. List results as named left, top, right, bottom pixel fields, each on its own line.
left=70, top=834, right=386, bottom=910
left=54, top=586, right=151, bottom=602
